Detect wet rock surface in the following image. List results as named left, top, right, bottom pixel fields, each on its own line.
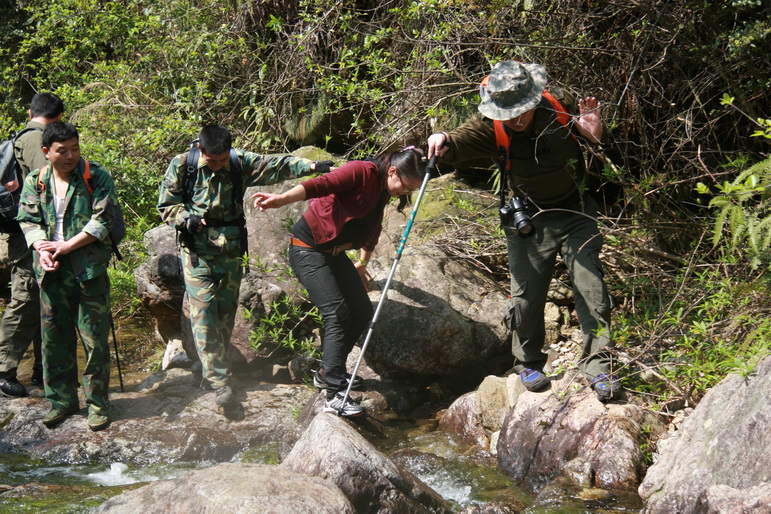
left=0, top=368, right=314, bottom=465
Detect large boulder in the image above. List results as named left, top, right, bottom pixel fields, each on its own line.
left=495, top=372, right=663, bottom=492
left=133, top=224, right=186, bottom=347
left=639, top=355, right=771, bottom=513
left=94, top=462, right=355, bottom=513
left=363, top=246, right=510, bottom=381
left=282, top=412, right=452, bottom=513
left=440, top=371, right=665, bottom=494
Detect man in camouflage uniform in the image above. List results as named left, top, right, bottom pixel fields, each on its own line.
left=157, top=124, right=329, bottom=407
left=17, top=122, right=119, bottom=431
left=0, top=93, right=64, bottom=398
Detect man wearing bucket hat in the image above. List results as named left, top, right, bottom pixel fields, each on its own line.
left=426, top=60, right=620, bottom=402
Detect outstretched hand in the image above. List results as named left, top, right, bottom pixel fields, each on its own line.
left=576, top=97, right=603, bottom=143
left=251, top=192, right=283, bottom=211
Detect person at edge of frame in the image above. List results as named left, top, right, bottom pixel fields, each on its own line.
left=426, top=60, right=622, bottom=402
left=17, top=121, right=120, bottom=431
left=157, top=124, right=333, bottom=410
left=251, top=147, right=426, bottom=417
left=0, top=92, right=64, bottom=399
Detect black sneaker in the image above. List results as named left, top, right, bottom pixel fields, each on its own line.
left=214, top=385, right=236, bottom=407
left=323, top=393, right=365, bottom=417
left=0, top=378, right=28, bottom=398
left=313, top=370, right=364, bottom=391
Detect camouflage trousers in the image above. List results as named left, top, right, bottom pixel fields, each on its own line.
left=38, top=257, right=111, bottom=414
left=0, top=233, right=42, bottom=379
left=181, top=248, right=242, bottom=389
left=505, top=196, right=613, bottom=381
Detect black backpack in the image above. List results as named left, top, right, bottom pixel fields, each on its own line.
left=0, top=127, right=42, bottom=233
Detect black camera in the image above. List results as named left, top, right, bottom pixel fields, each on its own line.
left=500, top=196, right=535, bottom=238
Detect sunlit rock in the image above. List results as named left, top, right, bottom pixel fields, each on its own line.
left=283, top=412, right=452, bottom=513
left=639, top=356, right=771, bottom=513
left=94, top=463, right=354, bottom=513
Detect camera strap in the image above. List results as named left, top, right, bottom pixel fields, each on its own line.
left=497, top=147, right=509, bottom=209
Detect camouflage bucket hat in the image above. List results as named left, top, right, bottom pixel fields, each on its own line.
left=478, top=61, right=547, bottom=120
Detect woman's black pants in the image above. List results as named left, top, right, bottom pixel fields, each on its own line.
left=289, top=245, right=373, bottom=399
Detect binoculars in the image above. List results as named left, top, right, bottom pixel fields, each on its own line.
left=500, top=196, right=534, bottom=238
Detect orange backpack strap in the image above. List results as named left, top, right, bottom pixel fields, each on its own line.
left=542, top=91, right=577, bottom=141
left=541, top=90, right=570, bottom=127
left=492, top=120, right=510, bottom=171
left=81, top=159, right=93, bottom=195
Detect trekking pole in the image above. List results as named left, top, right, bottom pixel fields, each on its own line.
left=109, top=313, right=125, bottom=392
left=338, top=155, right=438, bottom=415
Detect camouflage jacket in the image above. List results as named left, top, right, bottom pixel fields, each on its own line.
left=158, top=149, right=315, bottom=255
left=17, top=159, right=119, bottom=282
left=441, top=89, right=594, bottom=207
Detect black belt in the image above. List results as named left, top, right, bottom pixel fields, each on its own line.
left=290, top=237, right=352, bottom=255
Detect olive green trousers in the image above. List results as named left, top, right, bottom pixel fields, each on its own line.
left=505, top=196, right=613, bottom=380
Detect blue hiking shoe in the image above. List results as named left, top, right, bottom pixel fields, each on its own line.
left=519, top=368, right=550, bottom=392
left=592, top=374, right=622, bottom=402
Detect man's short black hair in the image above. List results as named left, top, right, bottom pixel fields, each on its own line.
left=198, top=124, right=232, bottom=155
left=30, top=93, right=65, bottom=119
left=42, top=122, right=79, bottom=149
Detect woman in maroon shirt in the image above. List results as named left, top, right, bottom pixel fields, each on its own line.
left=252, top=148, right=425, bottom=416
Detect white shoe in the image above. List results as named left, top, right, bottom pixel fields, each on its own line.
left=323, top=393, right=364, bottom=417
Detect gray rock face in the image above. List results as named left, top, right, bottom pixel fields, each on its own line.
left=695, top=483, right=771, bottom=513
left=0, top=368, right=313, bottom=464
left=94, top=462, right=355, bottom=514
left=283, top=412, right=452, bottom=513
left=639, top=356, right=771, bottom=513
left=133, top=224, right=186, bottom=348
left=363, top=247, right=511, bottom=379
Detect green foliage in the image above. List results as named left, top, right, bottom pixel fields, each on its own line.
left=612, top=260, right=771, bottom=406
left=246, top=297, right=322, bottom=361
left=696, top=158, right=771, bottom=269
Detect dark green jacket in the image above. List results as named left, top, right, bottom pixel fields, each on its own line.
left=17, top=159, right=118, bottom=282
left=442, top=90, right=595, bottom=206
